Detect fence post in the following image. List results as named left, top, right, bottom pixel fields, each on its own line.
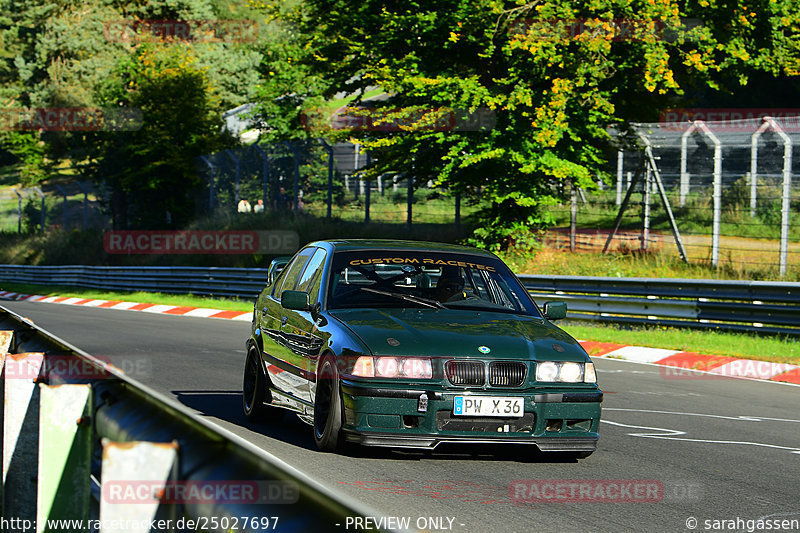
left=253, top=145, right=271, bottom=213
left=455, top=192, right=461, bottom=229
left=364, top=179, right=370, bottom=224
left=750, top=121, right=771, bottom=218
left=77, top=182, right=90, bottom=230
left=318, top=139, right=334, bottom=219
left=570, top=182, right=577, bottom=252
left=282, top=142, right=301, bottom=211
left=642, top=162, right=651, bottom=251
left=200, top=156, right=215, bottom=211
left=225, top=149, right=241, bottom=206
left=690, top=121, right=722, bottom=267
left=764, top=117, right=793, bottom=277
left=407, top=175, right=413, bottom=229
left=680, top=127, right=692, bottom=207
left=616, top=150, right=623, bottom=206
left=34, top=187, right=45, bottom=233
left=55, top=185, right=68, bottom=229
left=11, top=187, right=22, bottom=233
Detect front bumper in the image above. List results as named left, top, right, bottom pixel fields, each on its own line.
left=339, top=380, right=602, bottom=451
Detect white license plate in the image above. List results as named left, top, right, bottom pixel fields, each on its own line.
left=453, top=396, right=524, bottom=417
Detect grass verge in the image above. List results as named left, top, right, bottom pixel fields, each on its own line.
left=0, top=282, right=254, bottom=312
left=563, top=321, right=800, bottom=365
left=2, top=282, right=797, bottom=366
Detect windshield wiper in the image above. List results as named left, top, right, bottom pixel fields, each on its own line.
left=360, top=287, right=446, bottom=309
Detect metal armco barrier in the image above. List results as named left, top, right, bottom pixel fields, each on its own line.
left=519, top=274, right=800, bottom=335
left=0, top=306, right=391, bottom=533
left=1, top=265, right=799, bottom=335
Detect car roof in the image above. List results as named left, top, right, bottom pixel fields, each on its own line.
left=308, top=239, right=498, bottom=258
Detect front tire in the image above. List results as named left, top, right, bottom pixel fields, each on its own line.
left=243, top=347, right=274, bottom=423
left=313, top=357, right=344, bottom=452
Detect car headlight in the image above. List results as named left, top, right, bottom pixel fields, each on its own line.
left=535, top=361, right=596, bottom=383
left=351, top=356, right=432, bottom=379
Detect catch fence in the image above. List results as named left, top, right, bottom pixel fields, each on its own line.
left=548, top=116, right=800, bottom=277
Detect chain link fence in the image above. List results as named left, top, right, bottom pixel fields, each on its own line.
left=198, top=139, right=471, bottom=226
left=0, top=182, right=109, bottom=234
left=547, top=116, right=800, bottom=277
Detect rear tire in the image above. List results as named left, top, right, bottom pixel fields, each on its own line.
left=313, top=357, right=344, bottom=452
left=243, top=347, right=274, bottom=423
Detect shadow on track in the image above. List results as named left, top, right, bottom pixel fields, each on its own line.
left=171, top=389, right=317, bottom=451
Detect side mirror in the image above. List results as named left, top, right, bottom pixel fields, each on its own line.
left=281, top=290, right=309, bottom=311
left=267, top=256, right=291, bottom=285
left=544, top=301, right=567, bottom=321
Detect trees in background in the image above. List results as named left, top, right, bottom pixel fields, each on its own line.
left=262, top=0, right=800, bottom=250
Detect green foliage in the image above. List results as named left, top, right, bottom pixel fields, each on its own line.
left=89, top=43, right=234, bottom=228
left=255, top=0, right=800, bottom=250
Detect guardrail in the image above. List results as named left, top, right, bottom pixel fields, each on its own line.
left=0, top=305, right=389, bottom=532
left=1, top=265, right=799, bottom=335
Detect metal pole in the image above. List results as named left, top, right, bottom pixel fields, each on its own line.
left=200, top=156, right=215, bottom=210
left=687, top=121, right=722, bottom=266
left=616, top=150, right=623, bottom=206
left=318, top=139, right=334, bottom=219
left=365, top=179, right=370, bottom=224
left=764, top=117, right=793, bottom=277
left=680, top=125, right=693, bottom=207
left=570, top=182, right=577, bottom=252
left=639, top=134, right=690, bottom=264
left=282, top=142, right=301, bottom=211
left=603, top=164, right=644, bottom=253
left=642, top=161, right=651, bottom=251
left=76, top=182, right=89, bottom=230
left=750, top=121, right=770, bottom=218
left=225, top=149, right=241, bottom=206
left=55, top=185, right=67, bottom=229
left=34, top=187, right=45, bottom=233
left=253, top=145, right=271, bottom=212
left=11, top=187, right=22, bottom=233
left=407, top=175, right=413, bottom=229
left=455, top=192, right=461, bottom=229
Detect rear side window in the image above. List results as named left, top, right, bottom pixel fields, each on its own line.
left=273, top=247, right=316, bottom=298
left=296, top=248, right=327, bottom=301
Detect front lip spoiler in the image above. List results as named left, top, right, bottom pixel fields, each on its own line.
left=342, top=432, right=598, bottom=451
left=340, top=380, right=603, bottom=403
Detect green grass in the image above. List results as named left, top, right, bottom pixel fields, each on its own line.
left=2, top=281, right=797, bottom=365
left=563, top=322, right=800, bottom=365
left=0, top=282, right=254, bottom=312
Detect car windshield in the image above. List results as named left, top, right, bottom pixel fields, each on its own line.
left=326, top=250, right=541, bottom=316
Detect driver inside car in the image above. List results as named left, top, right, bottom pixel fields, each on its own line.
left=435, top=266, right=467, bottom=302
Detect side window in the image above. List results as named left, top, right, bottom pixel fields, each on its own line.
left=296, top=248, right=327, bottom=301
left=272, top=248, right=316, bottom=298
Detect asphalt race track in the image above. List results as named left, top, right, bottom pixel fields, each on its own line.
left=4, top=300, right=799, bottom=533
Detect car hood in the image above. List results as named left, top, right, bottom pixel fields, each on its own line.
left=328, top=308, right=587, bottom=361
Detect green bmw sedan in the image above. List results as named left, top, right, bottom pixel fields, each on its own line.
left=243, top=239, right=602, bottom=457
